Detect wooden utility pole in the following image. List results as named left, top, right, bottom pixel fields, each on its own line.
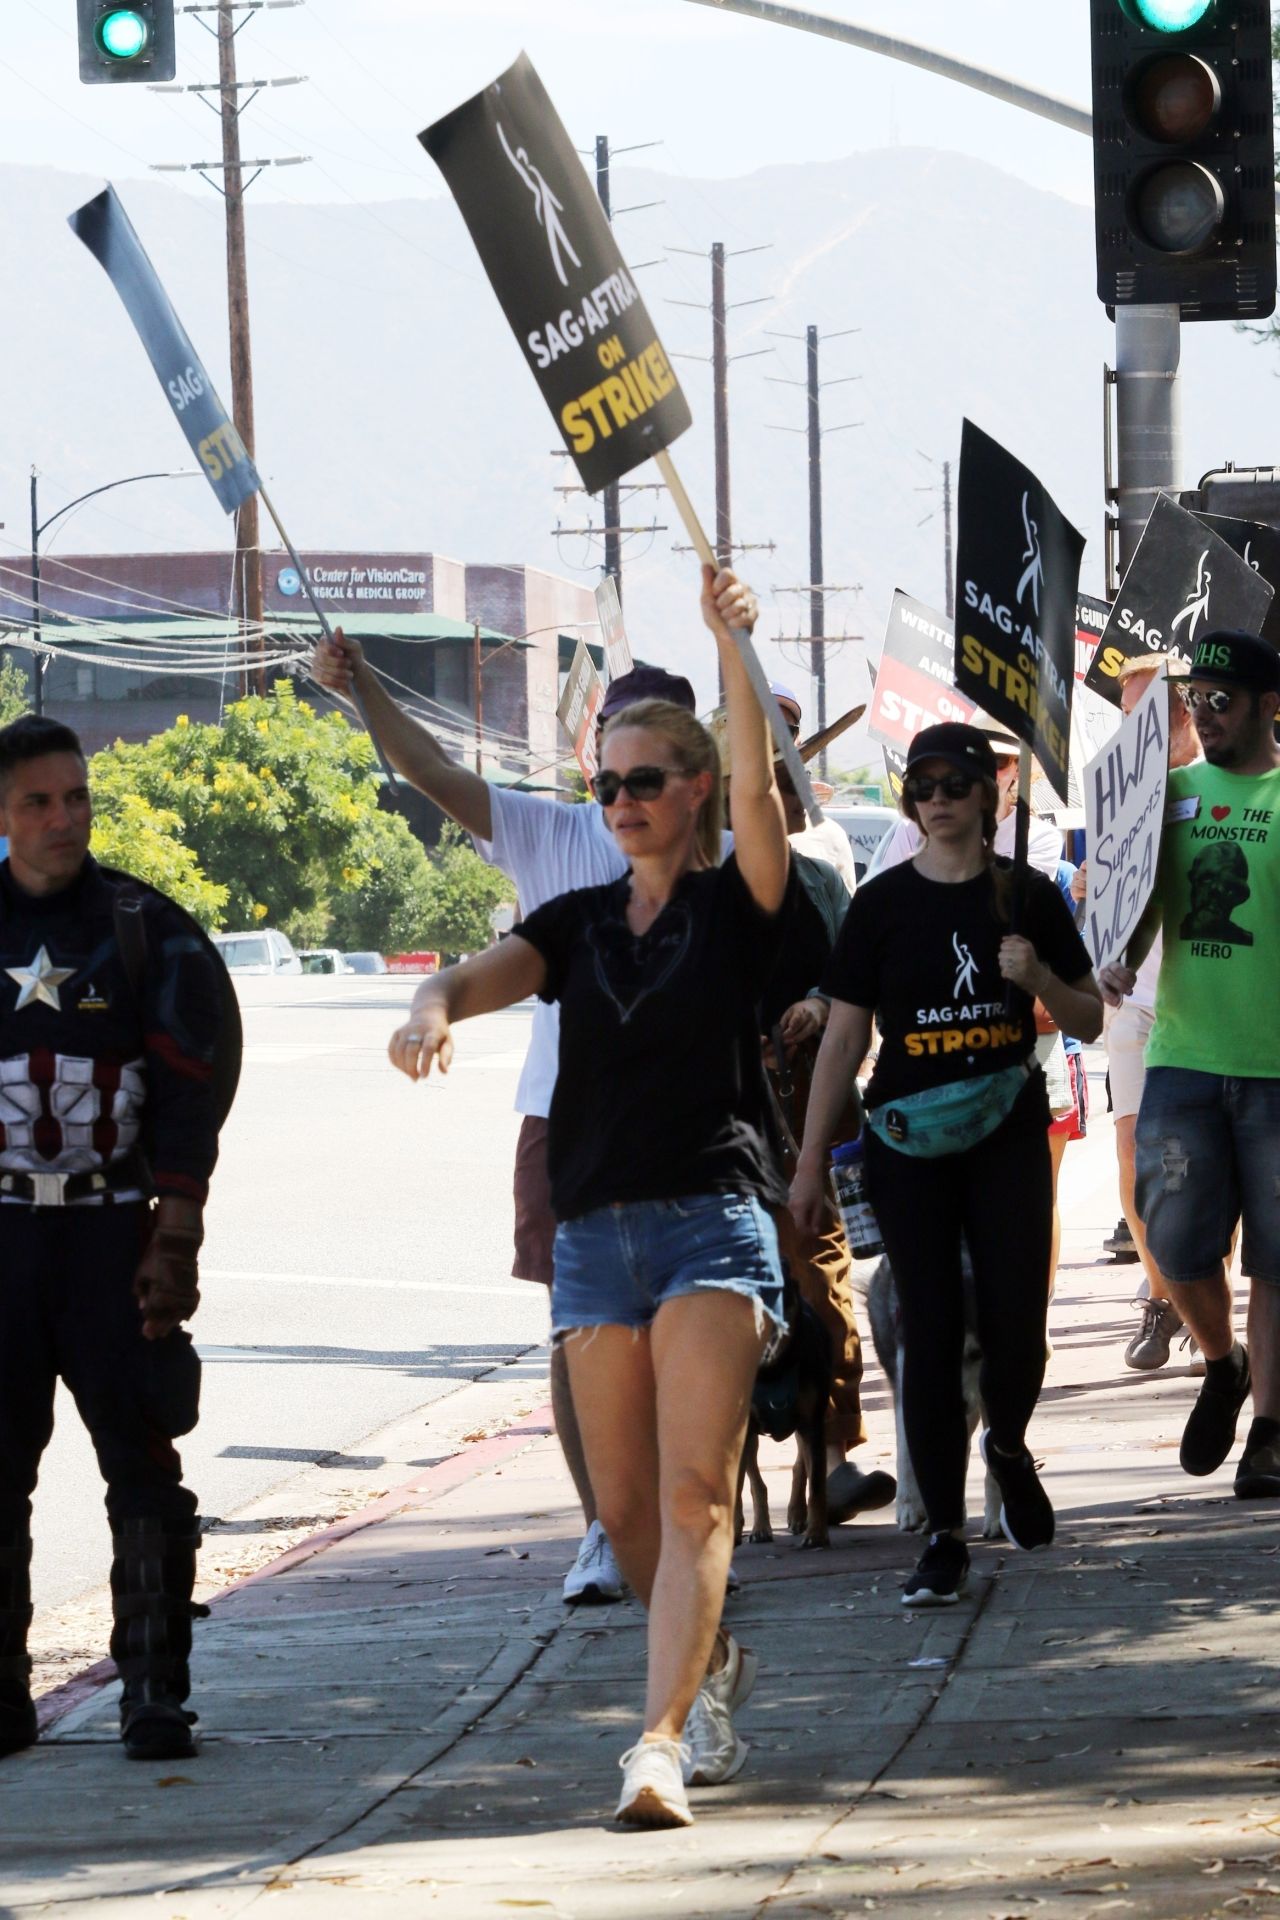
left=217, top=0, right=263, bottom=694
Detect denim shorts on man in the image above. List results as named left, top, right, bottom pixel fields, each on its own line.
left=1135, top=1067, right=1280, bottom=1285
left=551, top=1192, right=787, bottom=1350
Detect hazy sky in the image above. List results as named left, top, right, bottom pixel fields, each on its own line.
left=6, top=0, right=1097, bottom=207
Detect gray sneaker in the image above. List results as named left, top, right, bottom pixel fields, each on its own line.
left=1124, top=1298, right=1182, bottom=1371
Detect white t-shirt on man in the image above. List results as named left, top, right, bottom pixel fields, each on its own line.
left=473, top=787, right=627, bottom=1118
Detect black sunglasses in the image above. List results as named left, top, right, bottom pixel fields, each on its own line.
left=590, top=764, right=689, bottom=807
left=903, top=770, right=979, bottom=803
left=1178, top=685, right=1235, bottom=715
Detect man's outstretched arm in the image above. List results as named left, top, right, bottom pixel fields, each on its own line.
left=311, top=629, right=492, bottom=840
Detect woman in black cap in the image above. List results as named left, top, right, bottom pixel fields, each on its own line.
left=791, top=722, right=1102, bottom=1604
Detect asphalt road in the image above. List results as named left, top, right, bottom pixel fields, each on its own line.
left=29, top=976, right=547, bottom=1614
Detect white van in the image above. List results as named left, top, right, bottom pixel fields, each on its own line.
left=823, top=804, right=899, bottom=882
left=211, top=929, right=302, bottom=976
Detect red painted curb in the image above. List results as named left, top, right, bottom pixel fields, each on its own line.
left=36, top=1401, right=555, bottom=1735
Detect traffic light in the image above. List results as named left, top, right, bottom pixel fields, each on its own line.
left=1089, top=0, right=1276, bottom=321
left=77, top=1, right=176, bottom=84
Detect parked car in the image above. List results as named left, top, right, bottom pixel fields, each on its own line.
left=341, top=951, right=389, bottom=976
left=299, top=948, right=350, bottom=976
left=824, top=804, right=899, bottom=882
left=385, top=952, right=441, bottom=975
left=211, top=929, right=303, bottom=976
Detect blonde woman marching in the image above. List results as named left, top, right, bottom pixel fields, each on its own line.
left=392, top=568, right=792, bottom=1828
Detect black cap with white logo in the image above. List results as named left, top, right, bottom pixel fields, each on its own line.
left=904, top=722, right=999, bottom=783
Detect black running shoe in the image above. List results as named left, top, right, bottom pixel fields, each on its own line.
left=980, top=1432, right=1055, bottom=1549
left=1235, top=1420, right=1280, bottom=1500
left=902, top=1532, right=969, bottom=1607
left=1181, top=1345, right=1251, bottom=1478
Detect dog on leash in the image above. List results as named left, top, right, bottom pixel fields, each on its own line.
left=863, top=1248, right=1002, bottom=1539
left=735, top=1272, right=832, bottom=1551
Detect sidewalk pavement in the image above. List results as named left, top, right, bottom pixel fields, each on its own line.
left=4, top=1131, right=1280, bottom=1920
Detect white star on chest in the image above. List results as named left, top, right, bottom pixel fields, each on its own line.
left=6, top=945, right=76, bottom=1012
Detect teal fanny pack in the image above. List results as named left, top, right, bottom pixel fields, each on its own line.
left=865, top=1062, right=1032, bottom=1159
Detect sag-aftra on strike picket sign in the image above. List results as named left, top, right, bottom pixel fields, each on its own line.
left=422, top=54, right=692, bottom=495
left=954, top=421, right=1084, bottom=805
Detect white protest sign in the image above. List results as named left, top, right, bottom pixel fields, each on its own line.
left=1082, top=670, right=1169, bottom=971
left=594, top=575, right=633, bottom=682
left=557, top=639, right=605, bottom=782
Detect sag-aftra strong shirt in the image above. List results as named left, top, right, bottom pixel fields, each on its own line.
left=1147, top=762, right=1280, bottom=1080
left=823, top=858, right=1090, bottom=1110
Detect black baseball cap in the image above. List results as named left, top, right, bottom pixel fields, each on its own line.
left=1188, top=630, right=1280, bottom=695
left=904, top=722, right=998, bottom=783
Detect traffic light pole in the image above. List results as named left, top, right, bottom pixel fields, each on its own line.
left=1113, top=304, right=1183, bottom=578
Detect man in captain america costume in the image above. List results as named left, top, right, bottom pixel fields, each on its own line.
left=0, top=715, right=222, bottom=1762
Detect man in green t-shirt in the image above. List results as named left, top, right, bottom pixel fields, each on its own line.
left=1100, top=631, right=1280, bottom=1499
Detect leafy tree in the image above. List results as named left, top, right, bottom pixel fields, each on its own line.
left=90, top=683, right=442, bottom=947
left=0, top=657, right=31, bottom=727
left=416, top=821, right=515, bottom=960
left=90, top=791, right=228, bottom=928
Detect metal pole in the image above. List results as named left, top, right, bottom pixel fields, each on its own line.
left=595, top=136, right=623, bottom=609
left=218, top=0, right=264, bottom=694
left=942, top=458, right=954, bottom=620
left=1114, top=305, right=1182, bottom=575
left=712, top=242, right=731, bottom=702
left=806, top=324, right=827, bottom=770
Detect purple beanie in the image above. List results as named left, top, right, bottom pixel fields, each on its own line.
left=600, top=663, right=697, bottom=721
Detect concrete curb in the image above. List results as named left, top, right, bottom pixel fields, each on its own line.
left=35, top=1400, right=555, bottom=1736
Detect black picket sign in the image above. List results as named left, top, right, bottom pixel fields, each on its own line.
left=68, top=185, right=260, bottom=517
left=1084, top=496, right=1274, bottom=705
left=954, top=421, right=1084, bottom=804
left=422, top=54, right=691, bottom=494
left=1193, top=513, right=1280, bottom=648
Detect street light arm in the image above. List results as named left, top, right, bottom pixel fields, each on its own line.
left=685, top=0, right=1280, bottom=217
left=35, top=470, right=199, bottom=541
left=682, top=0, right=1093, bottom=134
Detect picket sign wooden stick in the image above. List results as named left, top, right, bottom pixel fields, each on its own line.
left=258, top=483, right=401, bottom=795
left=655, top=449, right=824, bottom=826
left=1004, top=741, right=1034, bottom=1014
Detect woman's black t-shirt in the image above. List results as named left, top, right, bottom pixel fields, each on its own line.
left=821, top=858, right=1092, bottom=1110
left=516, top=855, right=793, bottom=1222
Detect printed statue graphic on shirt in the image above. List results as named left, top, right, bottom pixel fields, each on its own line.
left=951, top=931, right=979, bottom=999
left=1180, top=842, right=1254, bottom=948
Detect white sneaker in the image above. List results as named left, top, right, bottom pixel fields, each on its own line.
left=683, top=1633, right=757, bottom=1785
left=616, top=1737, right=694, bottom=1828
left=562, top=1521, right=623, bottom=1605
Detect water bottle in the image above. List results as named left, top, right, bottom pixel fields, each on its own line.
left=829, top=1136, right=884, bottom=1259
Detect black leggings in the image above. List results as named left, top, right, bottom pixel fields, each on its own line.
left=866, top=1094, right=1053, bottom=1532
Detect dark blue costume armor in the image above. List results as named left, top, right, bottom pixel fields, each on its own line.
left=0, top=855, right=222, bottom=1759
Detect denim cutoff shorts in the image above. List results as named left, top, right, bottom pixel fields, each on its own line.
left=551, top=1192, right=787, bottom=1353
left=1135, top=1067, right=1280, bottom=1286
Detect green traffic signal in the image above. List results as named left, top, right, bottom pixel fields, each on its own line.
left=95, top=8, right=150, bottom=60
left=1118, top=0, right=1214, bottom=30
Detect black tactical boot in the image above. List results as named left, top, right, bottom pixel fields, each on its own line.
left=0, top=1528, right=37, bottom=1758
left=110, top=1518, right=204, bottom=1762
